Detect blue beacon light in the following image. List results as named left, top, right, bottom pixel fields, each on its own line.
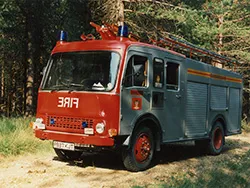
left=58, top=30, right=68, bottom=42
left=118, top=25, right=128, bottom=37
left=82, top=121, right=88, bottom=128
left=50, top=118, right=55, bottom=125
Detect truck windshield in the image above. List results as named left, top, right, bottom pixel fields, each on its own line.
left=42, top=51, right=120, bottom=91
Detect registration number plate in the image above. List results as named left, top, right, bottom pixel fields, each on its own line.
left=53, top=141, right=75, bottom=151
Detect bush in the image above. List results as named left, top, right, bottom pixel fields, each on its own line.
left=0, top=118, right=51, bottom=157
left=242, top=120, right=250, bottom=133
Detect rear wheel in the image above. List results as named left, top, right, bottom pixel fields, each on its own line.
left=208, top=122, right=225, bottom=155
left=54, top=148, right=82, bottom=161
left=122, top=126, right=154, bottom=172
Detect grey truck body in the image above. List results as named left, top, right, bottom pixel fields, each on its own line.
left=120, top=45, right=242, bottom=145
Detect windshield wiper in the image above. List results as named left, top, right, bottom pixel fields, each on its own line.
left=69, top=83, right=84, bottom=87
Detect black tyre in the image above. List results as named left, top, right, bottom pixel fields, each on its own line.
left=122, top=126, right=154, bottom=172
left=208, top=122, right=225, bottom=155
left=54, top=148, right=82, bottom=161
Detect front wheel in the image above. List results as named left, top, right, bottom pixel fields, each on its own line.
left=208, top=122, right=225, bottom=155
left=122, top=127, right=154, bottom=172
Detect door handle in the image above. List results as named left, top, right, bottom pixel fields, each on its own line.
left=144, top=91, right=151, bottom=96
left=176, top=94, right=181, bottom=99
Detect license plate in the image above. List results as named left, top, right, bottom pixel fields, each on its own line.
left=53, top=141, right=75, bottom=151
left=75, top=143, right=90, bottom=148
left=84, top=128, right=94, bottom=135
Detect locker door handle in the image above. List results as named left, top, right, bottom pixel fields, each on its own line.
left=176, top=94, right=182, bottom=99
left=144, top=91, right=151, bottom=96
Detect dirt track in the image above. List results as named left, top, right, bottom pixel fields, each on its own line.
left=0, top=133, right=249, bottom=188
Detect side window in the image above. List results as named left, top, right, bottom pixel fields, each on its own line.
left=153, top=58, right=164, bottom=88
left=124, top=55, right=148, bottom=87
left=166, top=62, right=179, bottom=90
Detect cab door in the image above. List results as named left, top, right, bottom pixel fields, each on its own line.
left=164, top=59, right=185, bottom=141
left=120, top=50, right=152, bottom=135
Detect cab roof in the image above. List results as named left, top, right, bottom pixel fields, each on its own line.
left=52, top=37, right=185, bottom=58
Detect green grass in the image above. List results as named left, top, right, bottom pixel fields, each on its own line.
left=132, top=139, right=250, bottom=188
left=174, top=150, right=250, bottom=188
left=139, top=152, right=249, bottom=188
left=132, top=149, right=250, bottom=188
left=0, top=117, right=52, bottom=157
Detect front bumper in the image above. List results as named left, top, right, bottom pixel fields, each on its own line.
left=35, top=129, right=114, bottom=146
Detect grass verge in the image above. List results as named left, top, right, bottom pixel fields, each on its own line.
left=162, top=150, right=250, bottom=188
left=0, top=117, right=52, bottom=157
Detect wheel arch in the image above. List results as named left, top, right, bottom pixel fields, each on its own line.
left=129, top=113, right=162, bottom=151
left=210, top=114, right=227, bottom=140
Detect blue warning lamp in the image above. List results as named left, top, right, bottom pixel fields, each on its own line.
left=58, top=30, right=68, bottom=42
left=50, top=118, right=55, bottom=125
left=118, top=25, right=128, bottom=37
left=82, top=121, right=88, bottom=128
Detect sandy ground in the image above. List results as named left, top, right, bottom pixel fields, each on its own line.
left=0, top=133, right=249, bottom=188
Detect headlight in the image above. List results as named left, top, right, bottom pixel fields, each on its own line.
left=32, top=118, right=45, bottom=130
left=36, top=118, right=43, bottom=124
left=96, top=122, right=105, bottom=134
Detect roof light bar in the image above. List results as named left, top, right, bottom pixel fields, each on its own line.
left=58, top=30, right=68, bottom=42
left=118, top=25, right=128, bottom=37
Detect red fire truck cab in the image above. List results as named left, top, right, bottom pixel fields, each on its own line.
left=33, top=23, right=242, bottom=172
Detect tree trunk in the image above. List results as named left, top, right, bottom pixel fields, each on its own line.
left=32, top=18, right=43, bottom=114
left=218, top=15, right=223, bottom=55
left=25, top=57, right=33, bottom=117
left=25, top=30, right=34, bottom=117
left=247, top=100, right=250, bottom=123
left=25, top=1, right=44, bottom=117
left=0, top=62, right=4, bottom=115
left=247, top=81, right=250, bottom=123
left=10, top=62, right=16, bottom=116
left=1, top=62, right=4, bottom=101
left=118, top=0, right=124, bottom=25
left=22, top=16, right=29, bottom=116
left=217, top=14, right=224, bottom=68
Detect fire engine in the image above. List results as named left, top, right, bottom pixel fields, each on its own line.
left=32, top=22, right=242, bottom=172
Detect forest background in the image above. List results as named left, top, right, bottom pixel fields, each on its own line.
left=0, top=0, right=250, bottom=125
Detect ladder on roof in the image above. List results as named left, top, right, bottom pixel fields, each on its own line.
left=89, top=22, right=238, bottom=69
left=150, top=36, right=237, bottom=68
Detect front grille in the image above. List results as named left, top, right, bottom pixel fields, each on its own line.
left=46, top=115, right=94, bottom=133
